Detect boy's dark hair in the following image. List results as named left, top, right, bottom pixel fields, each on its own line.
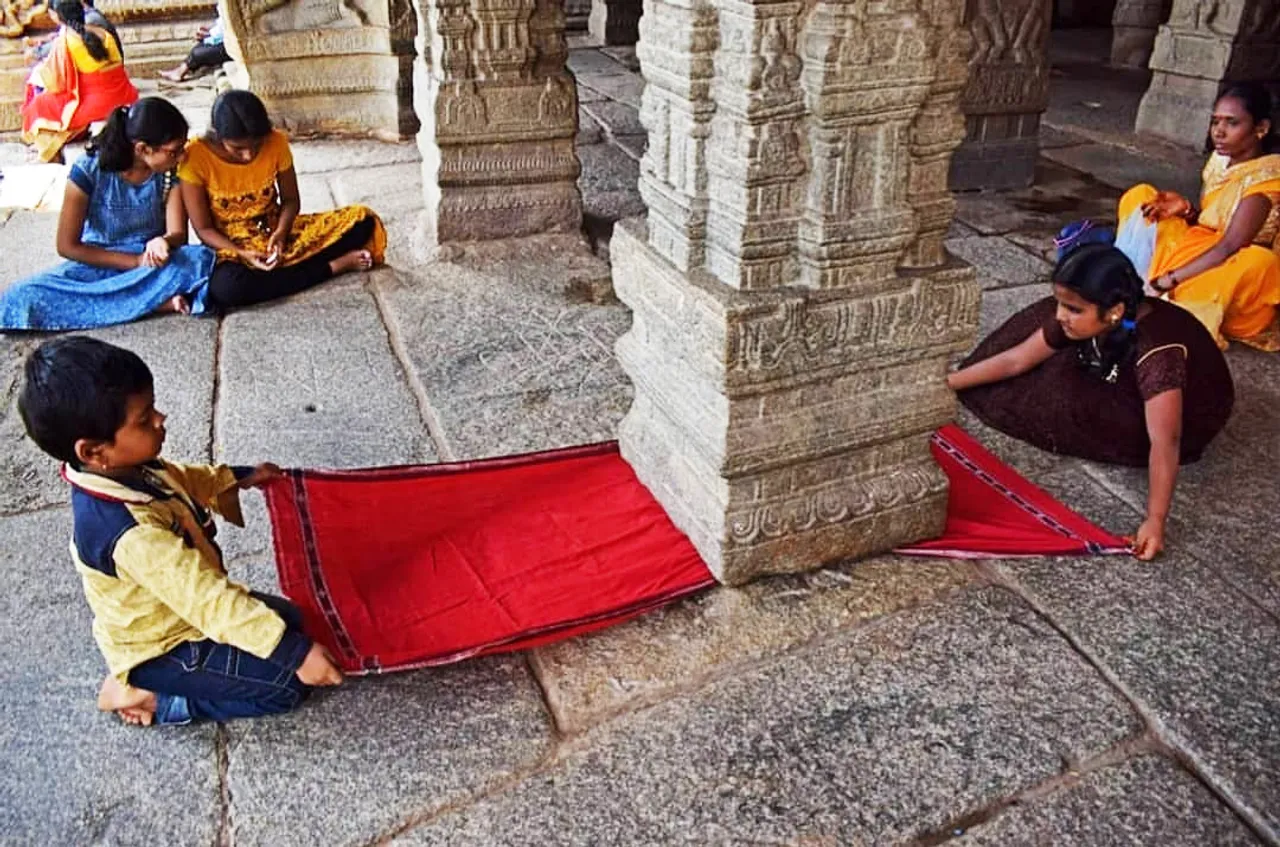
left=18, top=337, right=154, bottom=467
left=209, top=89, right=273, bottom=142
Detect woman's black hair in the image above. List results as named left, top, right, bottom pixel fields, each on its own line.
left=1053, top=243, right=1145, bottom=382
left=18, top=336, right=154, bottom=467
left=1207, top=82, right=1279, bottom=155
left=209, top=90, right=273, bottom=142
left=88, top=98, right=189, bottom=172
left=54, top=0, right=109, bottom=63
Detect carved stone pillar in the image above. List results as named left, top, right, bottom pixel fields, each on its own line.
left=564, top=0, right=589, bottom=32
left=389, top=0, right=420, bottom=137
left=1136, top=0, right=1280, bottom=147
left=614, top=0, right=980, bottom=585
left=220, top=0, right=402, bottom=139
left=588, top=0, right=639, bottom=45
left=948, top=0, right=1052, bottom=191
left=1109, top=0, right=1166, bottom=67
left=414, top=0, right=582, bottom=241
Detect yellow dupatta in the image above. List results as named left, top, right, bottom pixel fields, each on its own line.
left=1198, top=152, right=1280, bottom=248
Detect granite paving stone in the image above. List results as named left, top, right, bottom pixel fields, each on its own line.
left=996, top=548, right=1280, bottom=839
left=612, top=133, right=647, bottom=161
left=396, top=587, right=1140, bottom=846
left=1043, top=143, right=1201, bottom=203
left=581, top=100, right=645, bottom=138
left=0, top=317, right=216, bottom=514
left=953, top=162, right=1119, bottom=238
left=0, top=209, right=60, bottom=286
left=296, top=172, right=336, bottom=213
left=567, top=47, right=634, bottom=77
left=974, top=282, right=1049, bottom=340
left=957, top=754, right=1260, bottom=846
left=944, top=235, right=1053, bottom=290
left=531, top=556, right=977, bottom=734
left=215, top=280, right=434, bottom=471
left=0, top=510, right=221, bottom=846
left=576, top=108, right=604, bottom=145
left=599, top=45, right=640, bottom=71
left=578, top=73, right=645, bottom=108
left=226, top=656, right=554, bottom=847
left=376, top=249, right=633, bottom=457
left=326, top=163, right=428, bottom=267
left=287, top=138, right=422, bottom=175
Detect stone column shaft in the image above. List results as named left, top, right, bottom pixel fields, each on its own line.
left=614, top=0, right=980, bottom=585
left=948, top=0, right=1052, bottom=191
left=1109, top=0, right=1168, bottom=67
left=415, top=0, right=582, bottom=242
left=1136, top=0, right=1280, bottom=148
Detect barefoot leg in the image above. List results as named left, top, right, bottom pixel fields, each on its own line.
left=153, top=295, right=191, bottom=316
left=98, top=675, right=157, bottom=726
left=328, top=249, right=374, bottom=277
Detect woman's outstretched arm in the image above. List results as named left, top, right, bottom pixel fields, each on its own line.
left=1156, top=195, right=1272, bottom=290
left=55, top=182, right=142, bottom=270
left=1133, top=387, right=1183, bottom=560
left=946, top=328, right=1056, bottom=392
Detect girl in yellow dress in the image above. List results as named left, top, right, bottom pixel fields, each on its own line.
left=1114, top=83, right=1280, bottom=350
left=178, top=90, right=386, bottom=313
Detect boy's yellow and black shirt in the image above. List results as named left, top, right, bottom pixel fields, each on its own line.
left=64, top=460, right=309, bottom=684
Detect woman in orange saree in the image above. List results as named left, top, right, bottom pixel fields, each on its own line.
left=1114, top=83, right=1280, bottom=350
left=21, top=0, right=137, bottom=162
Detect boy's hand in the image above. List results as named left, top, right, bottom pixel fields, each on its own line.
left=239, top=462, right=284, bottom=489
left=296, top=643, right=344, bottom=686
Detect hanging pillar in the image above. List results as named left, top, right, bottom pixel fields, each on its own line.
left=948, top=0, right=1052, bottom=191
left=588, top=0, right=640, bottom=45
left=614, top=0, right=980, bottom=585
left=414, top=0, right=582, bottom=242
left=565, top=0, right=591, bottom=32
left=1136, top=0, right=1280, bottom=147
left=220, top=0, right=403, bottom=139
left=1109, top=0, right=1166, bottom=68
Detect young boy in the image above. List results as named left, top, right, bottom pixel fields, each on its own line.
left=18, top=336, right=342, bottom=726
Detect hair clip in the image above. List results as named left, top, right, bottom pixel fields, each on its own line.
left=1121, top=318, right=1136, bottom=330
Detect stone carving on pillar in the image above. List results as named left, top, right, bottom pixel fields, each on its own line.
left=220, top=0, right=403, bottom=138
left=1110, top=0, right=1168, bottom=67
left=613, top=0, right=980, bottom=585
left=948, top=0, right=1051, bottom=191
left=389, top=0, right=419, bottom=136
left=1136, top=0, right=1280, bottom=147
left=415, top=0, right=582, bottom=241
left=588, top=0, right=639, bottom=45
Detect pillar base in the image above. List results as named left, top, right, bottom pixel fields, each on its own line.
left=1136, top=69, right=1219, bottom=148
left=612, top=218, right=977, bottom=586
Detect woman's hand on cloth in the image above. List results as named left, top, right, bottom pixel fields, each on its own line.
left=237, top=248, right=278, bottom=271
left=1141, top=191, right=1193, bottom=223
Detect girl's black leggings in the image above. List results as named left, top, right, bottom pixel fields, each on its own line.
left=205, top=215, right=376, bottom=313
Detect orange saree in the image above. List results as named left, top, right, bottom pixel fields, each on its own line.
left=21, top=27, right=137, bottom=162
left=1117, top=153, right=1280, bottom=350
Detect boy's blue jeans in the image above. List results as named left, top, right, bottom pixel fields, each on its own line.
left=128, top=593, right=314, bottom=725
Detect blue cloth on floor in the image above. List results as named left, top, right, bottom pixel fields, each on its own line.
left=0, top=154, right=214, bottom=331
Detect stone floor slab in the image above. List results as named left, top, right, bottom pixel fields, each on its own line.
left=396, top=587, right=1140, bottom=846
left=953, top=162, right=1119, bottom=239
left=215, top=280, right=434, bottom=471
left=578, top=73, right=645, bottom=108
left=226, top=656, right=554, bottom=847
left=957, top=754, right=1260, bottom=846
left=581, top=100, right=644, bottom=138
left=1, top=317, right=216, bottom=514
left=996, top=547, right=1280, bottom=839
left=531, top=556, right=977, bottom=734
left=288, top=139, right=422, bottom=176
left=567, top=47, right=634, bottom=77
left=0, top=209, right=61, bottom=286
left=975, top=282, right=1048, bottom=340
left=376, top=249, right=633, bottom=458
left=944, top=235, right=1053, bottom=290
left=0, top=509, right=221, bottom=846
left=1043, top=143, right=1200, bottom=202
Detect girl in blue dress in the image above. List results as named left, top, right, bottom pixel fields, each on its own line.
left=0, top=97, right=215, bottom=331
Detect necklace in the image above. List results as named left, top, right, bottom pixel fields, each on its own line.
left=1091, top=337, right=1120, bottom=384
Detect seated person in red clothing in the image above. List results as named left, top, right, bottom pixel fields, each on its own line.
left=947, top=244, right=1235, bottom=561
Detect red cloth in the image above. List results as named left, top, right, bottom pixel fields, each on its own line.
left=895, top=425, right=1131, bottom=559
left=265, top=428, right=1128, bottom=674
left=265, top=442, right=716, bottom=674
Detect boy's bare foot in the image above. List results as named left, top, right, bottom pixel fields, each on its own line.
left=153, top=294, right=191, bottom=316
left=98, top=676, right=157, bottom=726
left=329, top=249, right=374, bottom=276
